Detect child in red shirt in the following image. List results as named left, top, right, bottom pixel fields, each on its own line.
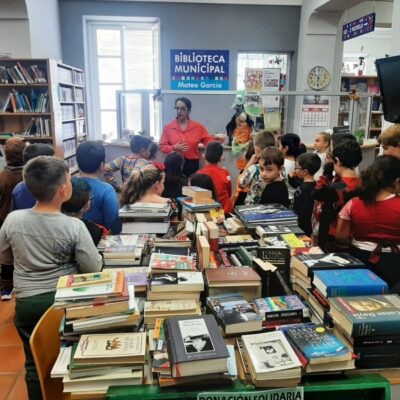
left=197, top=141, right=232, bottom=213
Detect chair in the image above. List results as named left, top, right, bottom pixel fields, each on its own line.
left=30, top=305, right=70, bottom=400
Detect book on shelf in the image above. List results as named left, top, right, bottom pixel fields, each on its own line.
left=312, top=269, right=388, bottom=298
left=149, top=271, right=204, bottom=293
left=329, top=294, right=400, bottom=338
left=164, top=314, right=230, bottom=377
left=207, top=293, right=262, bottom=335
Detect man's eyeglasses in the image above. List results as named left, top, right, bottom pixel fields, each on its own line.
left=174, top=106, right=188, bottom=112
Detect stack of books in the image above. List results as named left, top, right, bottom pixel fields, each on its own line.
left=241, top=331, right=302, bottom=387
left=234, top=204, right=298, bottom=229
left=147, top=271, right=204, bottom=301
left=61, top=332, right=146, bottom=395
left=97, top=234, right=148, bottom=267
left=283, top=324, right=354, bottom=373
left=119, top=203, right=172, bottom=234
left=207, top=293, right=262, bottom=335
left=330, top=294, right=400, bottom=368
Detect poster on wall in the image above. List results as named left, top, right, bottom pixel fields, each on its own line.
left=301, top=96, right=330, bottom=127
left=170, top=49, right=229, bottom=90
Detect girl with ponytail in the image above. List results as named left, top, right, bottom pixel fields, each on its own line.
left=336, top=155, right=400, bottom=292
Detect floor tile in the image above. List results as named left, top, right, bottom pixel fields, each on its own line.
left=5, top=374, right=28, bottom=400
left=0, top=347, right=25, bottom=374
left=0, top=375, right=18, bottom=400
left=0, top=322, right=22, bottom=347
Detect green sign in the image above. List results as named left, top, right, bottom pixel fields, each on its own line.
left=197, top=387, right=304, bottom=400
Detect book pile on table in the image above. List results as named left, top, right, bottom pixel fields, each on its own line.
left=283, top=323, right=354, bottom=373
left=330, top=294, right=400, bottom=368
left=97, top=234, right=149, bottom=267
left=240, top=330, right=302, bottom=387
left=119, top=202, right=172, bottom=234
left=178, top=186, right=222, bottom=212
left=54, top=271, right=142, bottom=341
left=60, top=332, right=146, bottom=395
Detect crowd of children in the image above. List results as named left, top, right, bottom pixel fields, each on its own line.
left=1, top=121, right=400, bottom=400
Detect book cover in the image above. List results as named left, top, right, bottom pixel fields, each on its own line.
left=254, top=247, right=291, bottom=282
left=218, top=235, right=258, bottom=248
left=254, top=295, right=309, bottom=321
left=125, top=272, right=148, bottom=290
left=149, top=253, right=196, bottom=272
left=313, top=269, right=388, bottom=297
left=235, top=204, right=297, bottom=224
left=329, top=295, right=400, bottom=337
left=256, top=225, right=304, bottom=238
left=150, top=271, right=204, bottom=292
left=144, top=299, right=198, bottom=315
left=284, top=324, right=351, bottom=364
left=205, top=267, right=261, bottom=287
left=57, top=272, right=112, bottom=289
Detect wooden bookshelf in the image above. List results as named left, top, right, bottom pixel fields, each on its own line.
left=0, top=58, right=87, bottom=170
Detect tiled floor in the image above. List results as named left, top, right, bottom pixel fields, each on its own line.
left=0, top=298, right=28, bottom=400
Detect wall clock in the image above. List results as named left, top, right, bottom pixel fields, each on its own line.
left=307, top=66, right=331, bottom=90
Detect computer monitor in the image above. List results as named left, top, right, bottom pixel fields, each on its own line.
left=376, top=55, right=400, bottom=123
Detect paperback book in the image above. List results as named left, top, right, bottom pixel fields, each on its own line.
left=254, top=295, right=309, bottom=321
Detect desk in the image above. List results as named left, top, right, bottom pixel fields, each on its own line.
left=106, top=374, right=390, bottom=400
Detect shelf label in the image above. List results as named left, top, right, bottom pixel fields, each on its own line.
left=342, top=12, right=375, bottom=41
left=198, top=387, right=304, bottom=400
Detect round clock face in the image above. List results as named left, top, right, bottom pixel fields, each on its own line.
left=308, top=66, right=331, bottom=90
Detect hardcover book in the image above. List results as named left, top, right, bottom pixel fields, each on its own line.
left=254, top=295, right=309, bottom=321
left=313, top=269, right=388, bottom=297
left=164, top=315, right=229, bottom=377
left=235, top=204, right=297, bottom=227
left=150, top=271, right=204, bottom=292
left=205, top=267, right=261, bottom=287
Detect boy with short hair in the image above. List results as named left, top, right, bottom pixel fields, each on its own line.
left=258, top=147, right=289, bottom=207
left=380, top=124, right=400, bottom=159
left=12, top=143, right=55, bottom=210
left=104, top=135, right=152, bottom=190
left=0, top=156, right=103, bottom=400
left=76, top=141, right=122, bottom=234
left=197, top=141, right=232, bottom=213
left=292, top=153, right=321, bottom=236
left=238, top=130, right=276, bottom=204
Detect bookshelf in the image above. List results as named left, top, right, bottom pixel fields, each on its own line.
left=0, top=58, right=87, bottom=174
left=338, top=75, right=383, bottom=139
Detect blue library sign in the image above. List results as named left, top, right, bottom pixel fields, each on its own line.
left=170, top=49, right=229, bottom=90
left=342, top=13, right=375, bottom=41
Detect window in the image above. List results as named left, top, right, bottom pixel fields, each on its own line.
left=85, top=18, right=160, bottom=141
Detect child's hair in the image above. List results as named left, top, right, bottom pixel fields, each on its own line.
left=23, top=143, right=54, bottom=164
left=122, top=165, right=164, bottom=205
left=62, top=177, right=91, bottom=214
left=149, top=142, right=159, bottom=160
left=175, top=97, right=191, bottom=111
left=4, top=137, right=25, bottom=165
left=332, top=139, right=362, bottom=169
left=76, top=141, right=105, bottom=173
left=279, top=133, right=306, bottom=158
left=205, top=141, right=223, bottom=164
left=129, top=135, right=152, bottom=154
left=331, top=133, right=356, bottom=149
left=259, top=147, right=285, bottom=168
left=165, top=152, right=184, bottom=175
left=358, top=155, right=400, bottom=203
left=24, top=156, right=68, bottom=202
left=379, top=124, right=400, bottom=147
left=297, top=153, right=321, bottom=176
left=189, top=173, right=218, bottom=201
left=253, top=130, right=276, bottom=149
left=245, top=141, right=255, bottom=161
left=317, top=131, right=331, bottom=147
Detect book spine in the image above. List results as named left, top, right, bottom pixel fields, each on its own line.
left=353, top=336, right=400, bottom=347
left=218, top=249, right=232, bottom=268
left=353, top=319, right=400, bottom=338
left=163, top=321, right=180, bottom=377
left=264, top=308, right=305, bottom=321
left=327, top=284, right=387, bottom=297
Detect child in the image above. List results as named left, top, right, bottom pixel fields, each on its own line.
left=336, top=155, right=400, bottom=292
left=380, top=124, right=400, bottom=159
left=0, top=137, right=25, bottom=226
left=190, top=173, right=218, bottom=202
left=62, top=177, right=106, bottom=246
left=122, top=165, right=168, bottom=205
left=292, top=153, right=321, bottom=236
left=312, top=138, right=362, bottom=251
left=258, top=147, right=289, bottom=207
left=76, top=141, right=122, bottom=234
left=12, top=143, right=55, bottom=210
left=149, top=142, right=165, bottom=171
left=0, top=156, right=103, bottom=400
left=197, top=141, right=232, bottom=213
left=238, top=130, right=276, bottom=205
left=104, top=135, right=152, bottom=190
left=232, top=141, right=254, bottom=207
left=162, top=151, right=188, bottom=200
left=313, top=131, right=331, bottom=179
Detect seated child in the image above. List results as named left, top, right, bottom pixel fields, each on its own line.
left=62, top=177, right=106, bottom=246
left=12, top=143, right=55, bottom=210
left=104, top=135, right=152, bottom=190
left=0, top=156, right=103, bottom=400
left=259, top=147, right=289, bottom=208
left=380, top=124, right=400, bottom=159
left=313, top=131, right=331, bottom=179
left=197, top=141, right=232, bottom=213
left=162, top=151, right=188, bottom=200
left=292, top=153, right=321, bottom=236
left=238, top=130, right=276, bottom=204
left=76, top=141, right=122, bottom=234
